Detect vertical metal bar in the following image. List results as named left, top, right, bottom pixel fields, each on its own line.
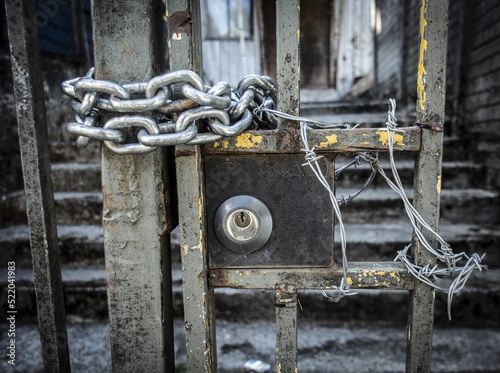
left=274, top=1, right=300, bottom=370
left=91, top=1, right=175, bottom=372
left=407, top=0, right=449, bottom=372
left=275, top=289, right=298, bottom=372
left=276, top=0, right=300, bottom=128
left=166, top=0, right=216, bottom=371
left=5, top=0, right=71, bottom=371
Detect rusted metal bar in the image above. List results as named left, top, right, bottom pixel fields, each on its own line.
left=273, top=2, right=301, bottom=370
left=275, top=289, right=298, bottom=372
left=407, top=0, right=450, bottom=372
left=166, top=0, right=217, bottom=371
left=5, top=1, right=72, bottom=371
left=91, top=1, right=175, bottom=371
left=5, top=0, right=71, bottom=371
left=210, top=262, right=414, bottom=290
left=276, top=0, right=300, bottom=127
left=205, top=126, right=421, bottom=154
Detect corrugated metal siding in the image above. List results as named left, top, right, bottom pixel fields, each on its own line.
left=201, top=1, right=261, bottom=86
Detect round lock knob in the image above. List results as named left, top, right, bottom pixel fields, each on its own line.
left=214, top=195, right=272, bottom=254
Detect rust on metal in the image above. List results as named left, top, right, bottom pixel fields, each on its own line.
left=210, top=262, right=414, bottom=290
left=5, top=0, right=71, bottom=370
left=168, top=10, right=191, bottom=35
left=175, top=148, right=197, bottom=157
left=205, top=127, right=421, bottom=154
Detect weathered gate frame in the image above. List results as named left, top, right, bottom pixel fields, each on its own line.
left=6, top=0, right=449, bottom=372
left=174, top=1, right=447, bottom=371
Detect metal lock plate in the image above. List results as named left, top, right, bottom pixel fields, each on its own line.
left=206, top=154, right=335, bottom=268
left=214, top=195, right=273, bottom=254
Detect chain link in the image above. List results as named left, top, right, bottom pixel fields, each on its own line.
left=62, top=69, right=278, bottom=154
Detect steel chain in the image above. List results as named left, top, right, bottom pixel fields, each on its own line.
left=62, top=68, right=277, bottom=155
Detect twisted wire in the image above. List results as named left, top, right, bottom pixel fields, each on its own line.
left=300, top=122, right=357, bottom=302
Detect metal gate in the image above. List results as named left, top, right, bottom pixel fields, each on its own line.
left=6, top=0, right=462, bottom=372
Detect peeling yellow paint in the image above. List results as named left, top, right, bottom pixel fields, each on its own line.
left=213, top=139, right=229, bottom=149
left=235, top=133, right=263, bottom=148
left=437, top=174, right=442, bottom=194
left=376, top=130, right=405, bottom=146
left=199, top=197, right=203, bottom=252
left=417, top=0, right=428, bottom=110
left=317, top=134, right=338, bottom=149
left=356, top=270, right=402, bottom=287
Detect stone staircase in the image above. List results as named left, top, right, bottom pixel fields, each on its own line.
left=1, top=108, right=499, bottom=371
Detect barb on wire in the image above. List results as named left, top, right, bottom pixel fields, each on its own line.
left=335, top=153, right=378, bottom=206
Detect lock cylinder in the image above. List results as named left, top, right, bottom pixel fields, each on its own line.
left=214, top=195, right=272, bottom=254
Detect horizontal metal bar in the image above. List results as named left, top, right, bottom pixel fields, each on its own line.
left=205, top=126, right=421, bottom=154
left=210, top=262, right=414, bottom=290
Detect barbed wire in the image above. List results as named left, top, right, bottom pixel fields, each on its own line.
left=294, top=99, right=487, bottom=318
left=364, top=99, right=486, bottom=319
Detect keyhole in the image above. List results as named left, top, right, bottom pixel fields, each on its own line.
left=234, top=211, right=251, bottom=227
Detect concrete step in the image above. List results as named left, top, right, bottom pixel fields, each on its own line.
left=1, top=224, right=105, bottom=267
left=3, top=320, right=500, bottom=373
left=333, top=223, right=500, bottom=266
left=1, top=191, right=103, bottom=225
left=1, top=266, right=498, bottom=327
left=4, top=222, right=498, bottom=269
left=50, top=141, right=101, bottom=164
left=48, top=159, right=488, bottom=193
left=335, top=157, right=487, bottom=190
left=338, top=187, right=499, bottom=225
left=51, top=163, right=101, bottom=192
left=2, top=186, right=497, bottom=226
